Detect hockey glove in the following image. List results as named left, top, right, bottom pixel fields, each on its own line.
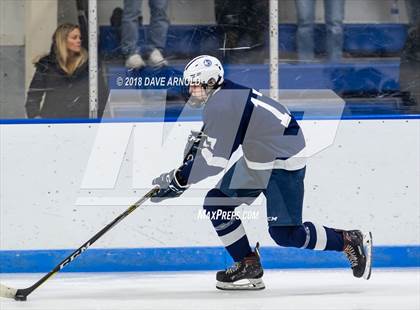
left=151, top=169, right=189, bottom=202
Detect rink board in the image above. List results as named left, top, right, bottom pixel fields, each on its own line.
left=0, top=118, right=419, bottom=272
left=0, top=245, right=419, bottom=273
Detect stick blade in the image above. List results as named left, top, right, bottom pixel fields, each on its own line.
left=0, top=283, right=17, bottom=299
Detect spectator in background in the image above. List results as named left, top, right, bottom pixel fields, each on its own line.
left=122, top=0, right=169, bottom=69
left=215, top=0, right=268, bottom=50
left=400, top=0, right=420, bottom=107
left=25, top=23, right=107, bottom=119
left=403, top=0, right=420, bottom=61
left=295, top=0, right=345, bottom=61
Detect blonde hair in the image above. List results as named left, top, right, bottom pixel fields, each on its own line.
left=53, top=23, right=88, bottom=75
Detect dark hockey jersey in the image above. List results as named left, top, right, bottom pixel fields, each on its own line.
left=179, top=80, right=306, bottom=184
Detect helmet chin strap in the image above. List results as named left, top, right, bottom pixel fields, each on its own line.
left=187, top=96, right=206, bottom=108
left=187, top=78, right=223, bottom=108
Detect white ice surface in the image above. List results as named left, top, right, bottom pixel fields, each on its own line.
left=1, top=269, right=419, bottom=310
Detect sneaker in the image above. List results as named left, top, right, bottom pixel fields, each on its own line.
left=343, top=230, right=372, bottom=280
left=216, top=243, right=265, bottom=290
left=125, top=53, right=145, bottom=69
left=147, top=49, right=168, bottom=67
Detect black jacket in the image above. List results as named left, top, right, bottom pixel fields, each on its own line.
left=25, top=53, right=107, bottom=119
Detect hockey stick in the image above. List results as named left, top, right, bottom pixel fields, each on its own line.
left=0, top=186, right=159, bottom=301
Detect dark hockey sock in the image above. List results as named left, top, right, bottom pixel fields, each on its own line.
left=204, top=190, right=252, bottom=262
left=269, top=222, right=344, bottom=252
left=215, top=217, right=253, bottom=262
left=303, top=222, right=344, bottom=251
left=204, top=206, right=252, bottom=261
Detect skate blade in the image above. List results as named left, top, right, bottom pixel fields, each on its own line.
left=362, top=231, right=373, bottom=280
left=216, top=278, right=265, bottom=291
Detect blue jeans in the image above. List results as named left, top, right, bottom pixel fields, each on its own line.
left=295, top=0, right=345, bottom=61
left=121, top=0, right=169, bottom=56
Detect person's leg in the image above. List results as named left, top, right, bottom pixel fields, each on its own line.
left=204, top=185, right=265, bottom=290
left=405, top=0, right=420, bottom=59
left=209, top=158, right=269, bottom=290
left=146, top=0, right=169, bottom=66
left=208, top=157, right=263, bottom=262
left=401, top=1, right=420, bottom=111
left=148, top=0, right=169, bottom=52
left=214, top=0, right=242, bottom=57
left=121, top=0, right=142, bottom=56
left=265, top=167, right=344, bottom=250
left=203, top=189, right=252, bottom=262
left=238, top=0, right=268, bottom=47
left=268, top=224, right=344, bottom=251
left=324, top=0, right=344, bottom=61
left=265, top=167, right=371, bottom=279
left=271, top=224, right=371, bottom=280
left=295, top=0, right=316, bottom=61
left=407, top=0, right=420, bottom=27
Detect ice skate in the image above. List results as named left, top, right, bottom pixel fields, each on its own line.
left=343, top=230, right=372, bottom=280
left=216, top=243, right=265, bottom=290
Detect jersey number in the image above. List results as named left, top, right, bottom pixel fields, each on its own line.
left=251, top=91, right=291, bottom=127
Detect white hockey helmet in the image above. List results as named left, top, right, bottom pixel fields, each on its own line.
left=183, top=55, right=224, bottom=107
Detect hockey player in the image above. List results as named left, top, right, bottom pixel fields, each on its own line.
left=150, top=55, right=372, bottom=290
